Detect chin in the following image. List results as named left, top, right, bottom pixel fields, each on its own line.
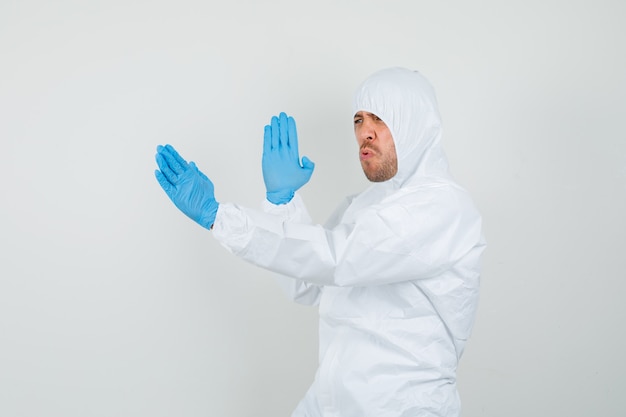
left=363, top=172, right=385, bottom=183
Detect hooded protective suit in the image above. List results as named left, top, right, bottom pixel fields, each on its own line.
left=212, top=67, right=485, bottom=417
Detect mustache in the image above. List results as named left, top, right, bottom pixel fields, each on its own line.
left=360, top=145, right=378, bottom=153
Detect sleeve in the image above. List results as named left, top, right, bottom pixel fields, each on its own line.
left=212, top=186, right=482, bottom=287
left=247, top=194, right=324, bottom=305
left=213, top=193, right=321, bottom=305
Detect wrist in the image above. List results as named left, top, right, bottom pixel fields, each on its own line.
left=266, top=190, right=294, bottom=205
left=197, top=201, right=219, bottom=230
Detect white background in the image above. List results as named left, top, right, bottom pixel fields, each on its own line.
left=1, top=0, right=625, bottom=416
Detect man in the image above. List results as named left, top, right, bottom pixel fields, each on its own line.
left=155, top=67, right=485, bottom=417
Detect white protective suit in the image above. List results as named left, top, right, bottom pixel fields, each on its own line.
left=212, top=67, right=485, bottom=417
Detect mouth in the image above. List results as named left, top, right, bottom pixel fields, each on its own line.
left=360, top=147, right=376, bottom=161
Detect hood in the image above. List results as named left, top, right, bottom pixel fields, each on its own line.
left=352, top=67, right=450, bottom=186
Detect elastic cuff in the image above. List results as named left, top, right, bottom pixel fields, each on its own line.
left=266, top=190, right=294, bottom=205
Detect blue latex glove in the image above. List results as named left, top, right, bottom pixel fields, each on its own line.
left=155, top=144, right=219, bottom=230
left=262, top=112, right=315, bottom=204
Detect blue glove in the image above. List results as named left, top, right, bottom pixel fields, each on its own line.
left=155, top=144, right=219, bottom=230
left=262, top=112, right=315, bottom=204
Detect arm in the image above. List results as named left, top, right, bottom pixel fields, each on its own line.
left=260, top=112, right=321, bottom=304
left=153, top=143, right=322, bottom=304
left=213, top=184, right=483, bottom=287
left=260, top=195, right=323, bottom=305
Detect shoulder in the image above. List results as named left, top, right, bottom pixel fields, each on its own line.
left=386, top=177, right=470, bottom=207
left=379, top=177, right=481, bottom=225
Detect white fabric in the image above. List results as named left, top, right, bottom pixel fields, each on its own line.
left=212, top=67, right=485, bottom=417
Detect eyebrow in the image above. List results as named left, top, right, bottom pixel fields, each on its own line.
left=354, top=112, right=376, bottom=118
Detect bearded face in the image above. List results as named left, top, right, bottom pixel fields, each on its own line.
left=354, top=111, right=398, bottom=182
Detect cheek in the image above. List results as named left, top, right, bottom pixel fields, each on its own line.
left=387, top=142, right=399, bottom=165
left=383, top=133, right=392, bottom=146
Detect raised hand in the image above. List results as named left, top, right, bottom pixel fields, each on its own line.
left=262, top=112, right=315, bottom=204
left=155, top=144, right=219, bottom=230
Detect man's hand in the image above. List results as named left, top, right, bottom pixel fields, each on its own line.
left=262, top=112, right=315, bottom=204
left=155, top=144, right=219, bottom=230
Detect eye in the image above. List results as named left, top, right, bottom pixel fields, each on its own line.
left=354, top=118, right=362, bottom=125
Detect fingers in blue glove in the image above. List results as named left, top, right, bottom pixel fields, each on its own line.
left=263, top=124, right=272, bottom=156
left=155, top=167, right=173, bottom=193
left=156, top=144, right=187, bottom=183
left=163, top=144, right=189, bottom=168
left=265, top=112, right=301, bottom=157
left=279, top=112, right=290, bottom=148
left=286, top=114, right=301, bottom=164
left=155, top=153, right=179, bottom=187
left=270, top=115, right=280, bottom=150
left=301, top=155, right=315, bottom=170
left=190, top=161, right=209, bottom=181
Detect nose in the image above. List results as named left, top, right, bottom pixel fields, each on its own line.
left=358, top=119, right=376, bottom=144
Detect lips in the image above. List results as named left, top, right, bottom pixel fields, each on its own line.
left=360, top=146, right=377, bottom=160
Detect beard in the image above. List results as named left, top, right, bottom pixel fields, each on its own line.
left=361, top=148, right=398, bottom=182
